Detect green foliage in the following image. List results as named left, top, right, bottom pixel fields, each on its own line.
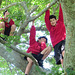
left=44, top=56, right=64, bottom=75
left=0, top=28, right=3, bottom=31
left=35, top=66, right=46, bottom=75
left=66, top=67, right=75, bottom=75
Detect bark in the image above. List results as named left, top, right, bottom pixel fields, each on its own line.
left=0, top=43, right=27, bottom=73
left=0, top=43, right=43, bottom=75
left=62, top=0, right=75, bottom=74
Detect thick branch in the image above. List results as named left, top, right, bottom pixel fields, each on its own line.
left=0, top=43, right=35, bottom=73
left=0, top=39, right=50, bottom=74
left=0, top=38, right=38, bottom=65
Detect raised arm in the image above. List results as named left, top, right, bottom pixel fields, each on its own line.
left=58, top=4, right=64, bottom=23
left=30, top=21, right=36, bottom=46
left=45, top=4, right=52, bottom=32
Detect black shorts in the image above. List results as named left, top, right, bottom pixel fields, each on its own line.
left=54, top=40, right=65, bottom=65
left=24, top=53, right=44, bottom=62
left=32, top=53, right=43, bottom=61
left=4, top=26, right=11, bottom=36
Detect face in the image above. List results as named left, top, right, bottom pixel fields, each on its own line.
left=5, top=11, right=9, bottom=16
left=38, top=38, right=46, bottom=44
left=50, top=18, right=57, bottom=26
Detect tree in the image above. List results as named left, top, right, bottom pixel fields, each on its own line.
left=62, top=0, right=75, bottom=75
left=0, top=0, right=74, bottom=75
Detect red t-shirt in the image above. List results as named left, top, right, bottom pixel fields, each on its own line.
left=1, top=18, right=14, bottom=28
left=45, top=4, right=66, bottom=47
left=26, top=25, right=46, bottom=55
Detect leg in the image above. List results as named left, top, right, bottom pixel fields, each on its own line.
left=60, top=59, right=63, bottom=67
left=62, top=50, right=65, bottom=57
left=41, top=46, right=52, bottom=60
left=0, top=22, right=5, bottom=34
left=61, top=40, right=65, bottom=67
left=61, top=50, right=65, bottom=67
left=9, top=24, right=16, bottom=36
left=38, top=46, right=52, bottom=67
left=25, top=57, right=33, bottom=75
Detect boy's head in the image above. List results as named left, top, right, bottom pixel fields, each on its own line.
left=3, top=10, right=9, bottom=16
left=37, top=36, right=48, bottom=44
left=49, top=15, right=57, bottom=26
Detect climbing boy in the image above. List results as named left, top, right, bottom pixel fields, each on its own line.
left=0, top=10, right=16, bottom=36
left=25, top=21, right=52, bottom=75
left=45, top=3, right=66, bottom=67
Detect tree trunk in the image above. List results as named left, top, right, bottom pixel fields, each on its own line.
left=62, top=0, right=75, bottom=74
left=0, top=43, right=43, bottom=75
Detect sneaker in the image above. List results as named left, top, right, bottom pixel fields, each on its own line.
left=38, top=60, right=43, bottom=68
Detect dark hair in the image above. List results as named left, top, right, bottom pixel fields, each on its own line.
left=3, top=10, right=8, bottom=15
left=37, top=36, right=48, bottom=43
left=49, top=15, right=56, bottom=20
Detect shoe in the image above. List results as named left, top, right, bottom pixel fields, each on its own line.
left=24, top=56, right=27, bottom=60
left=38, top=60, right=43, bottom=68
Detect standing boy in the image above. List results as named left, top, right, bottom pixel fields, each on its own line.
left=25, top=21, right=52, bottom=75
left=45, top=3, right=66, bottom=67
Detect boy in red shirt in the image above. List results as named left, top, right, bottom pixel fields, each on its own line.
left=0, top=10, right=16, bottom=36
left=45, top=3, right=66, bottom=67
left=25, top=21, right=52, bottom=75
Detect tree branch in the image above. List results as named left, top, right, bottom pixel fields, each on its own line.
left=29, top=0, right=59, bottom=21
left=0, top=2, right=23, bottom=11
left=0, top=38, right=38, bottom=65
left=52, top=3, right=59, bottom=15
left=21, top=1, right=29, bottom=18
left=24, top=26, right=48, bottom=33
left=13, top=0, right=59, bottom=42
left=17, top=0, right=59, bottom=36
left=29, top=5, right=39, bottom=15
left=0, top=38, right=51, bottom=74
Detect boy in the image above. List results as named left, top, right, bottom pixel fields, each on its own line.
left=25, top=21, right=52, bottom=75
left=0, top=10, right=16, bottom=36
left=45, top=3, right=66, bottom=67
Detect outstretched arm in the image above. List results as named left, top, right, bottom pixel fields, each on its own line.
left=30, top=21, right=36, bottom=45
left=45, top=3, right=52, bottom=32
left=58, top=4, right=64, bottom=23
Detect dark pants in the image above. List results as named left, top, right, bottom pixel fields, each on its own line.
left=24, top=53, right=44, bottom=67
left=4, top=26, right=11, bottom=36
left=54, top=40, right=65, bottom=65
